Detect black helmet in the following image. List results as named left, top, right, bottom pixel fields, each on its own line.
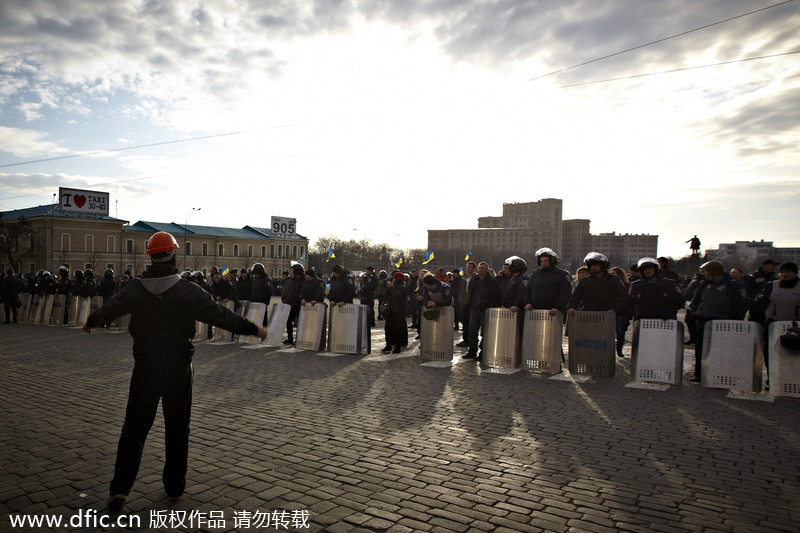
left=637, top=257, right=660, bottom=272
left=42, top=270, right=52, bottom=277
left=190, top=271, right=205, bottom=283
left=584, top=252, right=609, bottom=270
left=535, top=247, right=559, bottom=266
left=291, top=263, right=305, bottom=274
left=505, top=256, right=527, bottom=274
left=700, top=260, right=725, bottom=277
left=252, top=263, right=266, bottom=275
left=180, top=270, right=192, bottom=279
left=84, top=268, right=94, bottom=278
left=105, top=268, right=114, bottom=277
left=74, top=269, right=85, bottom=280
left=59, top=266, right=69, bottom=277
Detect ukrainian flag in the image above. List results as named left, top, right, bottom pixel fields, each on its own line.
left=298, top=251, right=306, bottom=264
left=464, top=251, right=473, bottom=261
left=325, top=249, right=336, bottom=263
left=422, top=248, right=434, bottom=265
left=220, top=264, right=230, bottom=276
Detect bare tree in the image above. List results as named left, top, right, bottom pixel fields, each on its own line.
left=0, top=216, right=37, bottom=274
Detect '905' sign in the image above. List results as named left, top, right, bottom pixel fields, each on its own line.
left=271, top=216, right=297, bottom=236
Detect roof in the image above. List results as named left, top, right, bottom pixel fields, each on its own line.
left=128, top=221, right=306, bottom=240
left=0, top=204, right=128, bottom=223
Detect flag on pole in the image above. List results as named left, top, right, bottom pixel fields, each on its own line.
left=298, top=251, right=306, bottom=264
left=422, top=248, right=434, bottom=265
left=394, top=253, right=404, bottom=268
left=325, top=249, right=336, bottom=263
left=464, top=251, right=473, bottom=261
left=220, top=264, right=230, bottom=276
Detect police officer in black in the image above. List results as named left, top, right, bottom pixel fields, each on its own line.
left=627, top=257, right=685, bottom=320
left=328, top=264, right=356, bottom=308
left=84, top=231, right=266, bottom=512
left=360, top=266, right=378, bottom=327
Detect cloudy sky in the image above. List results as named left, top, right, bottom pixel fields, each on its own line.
left=1, top=0, right=798, bottom=259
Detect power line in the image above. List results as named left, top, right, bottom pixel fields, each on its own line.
left=557, top=50, right=800, bottom=88
left=0, top=131, right=241, bottom=169
left=528, top=0, right=795, bottom=81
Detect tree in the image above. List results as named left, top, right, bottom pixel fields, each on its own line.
left=0, top=215, right=37, bottom=274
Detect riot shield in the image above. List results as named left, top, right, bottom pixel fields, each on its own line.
left=630, top=319, right=684, bottom=385
left=482, top=308, right=520, bottom=368
left=521, top=310, right=563, bottom=374
left=29, top=295, right=42, bottom=323
left=193, top=320, right=209, bottom=343
left=18, top=293, right=31, bottom=323
left=50, top=295, right=67, bottom=326
left=75, top=297, right=92, bottom=327
left=328, top=304, right=370, bottom=355
left=768, top=321, right=800, bottom=398
left=264, top=303, right=291, bottom=347
left=38, top=294, right=55, bottom=325
left=239, top=302, right=268, bottom=345
left=701, top=320, right=763, bottom=392
left=567, top=310, right=616, bottom=377
left=295, top=303, right=328, bottom=351
left=67, top=296, right=81, bottom=327
left=420, top=306, right=454, bottom=362
left=212, top=300, right=236, bottom=342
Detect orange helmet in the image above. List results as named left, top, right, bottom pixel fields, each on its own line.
left=146, top=231, right=179, bottom=255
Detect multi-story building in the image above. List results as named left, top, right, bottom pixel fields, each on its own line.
left=428, top=199, right=658, bottom=271
left=0, top=204, right=307, bottom=278
left=708, top=240, right=799, bottom=272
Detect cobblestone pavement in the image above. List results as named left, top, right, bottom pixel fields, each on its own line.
left=1, top=319, right=799, bottom=533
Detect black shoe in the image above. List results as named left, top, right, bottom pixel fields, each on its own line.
left=462, top=353, right=477, bottom=359
left=392, top=347, right=402, bottom=354
left=456, top=341, right=468, bottom=347
left=415, top=334, right=420, bottom=340
left=166, top=491, right=183, bottom=502
left=107, top=494, right=126, bottom=512
left=684, top=340, right=695, bottom=345
left=381, top=346, right=391, bottom=353
left=689, top=376, right=701, bottom=383
left=282, top=339, right=293, bottom=345
left=616, top=350, right=624, bottom=358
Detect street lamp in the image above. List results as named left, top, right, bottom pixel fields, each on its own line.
left=183, top=207, right=201, bottom=270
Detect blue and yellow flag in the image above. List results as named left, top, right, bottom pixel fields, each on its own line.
left=325, top=249, right=336, bottom=263
left=422, top=248, right=434, bottom=265
left=394, top=253, right=404, bottom=269
left=464, top=251, right=473, bottom=261
left=298, top=251, right=306, bottom=264
left=220, top=264, right=230, bottom=276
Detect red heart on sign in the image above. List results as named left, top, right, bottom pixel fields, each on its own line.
left=74, top=195, right=86, bottom=208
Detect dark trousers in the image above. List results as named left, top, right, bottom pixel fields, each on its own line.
left=110, top=359, right=193, bottom=498
left=3, top=302, right=18, bottom=322
left=362, top=296, right=375, bottom=327
left=460, top=306, right=471, bottom=342
left=286, top=308, right=299, bottom=342
left=694, top=319, right=709, bottom=381
left=384, top=311, right=408, bottom=348
left=468, top=309, right=485, bottom=356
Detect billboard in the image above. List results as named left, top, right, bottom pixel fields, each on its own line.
left=58, top=188, right=110, bottom=216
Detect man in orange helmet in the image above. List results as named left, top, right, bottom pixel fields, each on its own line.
left=84, top=231, right=267, bottom=512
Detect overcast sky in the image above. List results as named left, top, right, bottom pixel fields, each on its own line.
left=1, top=0, right=798, bottom=260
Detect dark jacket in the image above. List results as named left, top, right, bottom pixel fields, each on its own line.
left=568, top=271, right=627, bottom=313
left=85, top=268, right=258, bottom=359
left=301, top=277, right=325, bottom=303
left=328, top=274, right=355, bottom=304
left=249, top=275, right=273, bottom=305
left=421, top=281, right=453, bottom=308
left=502, top=273, right=530, bottom=309
left=467, top=274, right=501, bottom=312
left=529, top=267, right=572, bottom=313
left=689, top=274, right=748, bottom=321
left=627, top=277, right=685, bottom=320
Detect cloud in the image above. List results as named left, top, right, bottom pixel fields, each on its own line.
left=0, top=126, right=68, bottom=158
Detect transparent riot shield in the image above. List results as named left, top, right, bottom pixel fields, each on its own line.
left=67, top=296, right=81, bottom=327
left=768, top=321, right=800, bottom=398
left=239, top=302, right=268, bottom=345
left=701, top=320, right=763, bottom=392
left=630, top=319, right=684, bottom=385
left=212, top=300, right=236, bottom=342
left=567, top=310, right=616, bottom=377
left=237, top=300, right=250, bottom=317
left=521, top=310, right=563, bottom=374
left=420, top=306, right=454, bottom=362
left=264, top=303, right=291, bottom=347
left=89, top=296, right=104, bottom=316
left=29, top=294, right=42, bottom=323
left=38, top=294, right=55, bottom=325
left=18, top=293, right=31, bottom=323
left=75, top=297, right=92, bottom=327
left=328, top=304, right=371, bottom=355
left=193, top=320, right=209, bottom=343
left=50, top=295, right=67, bottom=326
left=482, top=308, right=520, bottom=368
left=296, top=303, right=328, bottom=351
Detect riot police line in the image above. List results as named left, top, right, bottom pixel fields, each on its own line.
left=6, top=289, right=799, bottom=399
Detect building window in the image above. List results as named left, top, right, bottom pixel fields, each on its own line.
left=202, top=243, right=208, bottom=256
left=233, top=244, right=239, bottom=257
left=107, top=235, right=116, bottom=253
left=248, top=245, right=253, bottom=257
left=185, top=242, right=192, bottom=255
left=270, top=244, right=275, bottom=258
left=261, top=246, right=266, bottom=258
left=61, top=234, right=72, bottom=252
left=217, top=243, right=224, bottom=256
left=126, top=239, right=134, bottom=254
left=85, top=235, right=94, bottom=252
